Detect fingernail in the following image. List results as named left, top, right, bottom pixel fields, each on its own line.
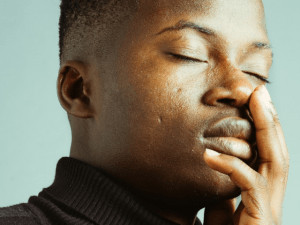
left=205, top=148, right=221, bottom=157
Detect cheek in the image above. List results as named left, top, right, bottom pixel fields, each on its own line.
left=116, top=44, right=212, bottom=153
left=125, top=83, right=203, bottom=163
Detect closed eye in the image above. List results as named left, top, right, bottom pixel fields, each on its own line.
left=243, top=71, right=270, bottom=84
left=167, top=52, right=208, bottom=63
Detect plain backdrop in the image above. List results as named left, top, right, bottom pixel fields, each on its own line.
left=0, top=0, right=299, bottom=223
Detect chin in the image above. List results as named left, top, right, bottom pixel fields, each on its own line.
left=200, top=171, right=241, bottom=203
left=166, top=177, right=241, bottom=209
left=170, top=166, right=241, bottom=206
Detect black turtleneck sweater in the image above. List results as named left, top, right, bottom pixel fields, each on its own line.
left=0, top=157, right=202, bottom=225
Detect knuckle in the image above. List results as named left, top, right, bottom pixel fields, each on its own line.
left=269, top=121, right=277, bottom=129
left=228, top=156, right=244, bottom=172
left=256, top=121, right=276, bottom=132
left=273, top=113, right=280, bottom=124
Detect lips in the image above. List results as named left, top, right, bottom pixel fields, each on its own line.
left=201, top=117, right=255, bottom=161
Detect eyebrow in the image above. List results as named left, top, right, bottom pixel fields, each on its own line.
left=156, top=20, right=215, bottom=36
left=253, top=42, right=272, bottom=50
left=156, top=20, right=273, bottom=56
left=252, top=42, right=274, bottom=64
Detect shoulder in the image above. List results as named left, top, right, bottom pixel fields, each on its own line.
left=0, top=204, right=41, bottom=225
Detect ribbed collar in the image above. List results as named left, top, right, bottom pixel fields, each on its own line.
left=40, top=157, right=202, bottom=225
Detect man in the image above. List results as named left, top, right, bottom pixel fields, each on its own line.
left=0, top=0, right=289, bottom=224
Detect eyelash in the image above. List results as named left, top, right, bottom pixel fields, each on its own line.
left=243, top=71, right=270, bottom=84
left=168, top=53, right=207, bottom=63
left=168, top=53, right=270, bottom=84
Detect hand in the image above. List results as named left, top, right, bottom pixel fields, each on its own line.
left=203, top=85, right=289, bottom=225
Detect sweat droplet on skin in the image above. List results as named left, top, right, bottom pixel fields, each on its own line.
left=158, top=116, right=163, bottom=124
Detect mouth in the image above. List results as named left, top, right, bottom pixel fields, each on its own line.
left=201, top=117, right=255, bottom=161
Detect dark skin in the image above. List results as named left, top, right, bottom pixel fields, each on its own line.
left=57, top=0, right=289, bottom=224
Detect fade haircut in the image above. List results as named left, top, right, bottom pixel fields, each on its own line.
left=59, top=0, right=138, bottom=63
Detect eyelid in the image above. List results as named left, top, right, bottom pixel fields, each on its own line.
left=166, top=52, right=208, bottom=63
left=166, top=52, right=269, bottom=83
left=243, top=71, right=270, bottom=83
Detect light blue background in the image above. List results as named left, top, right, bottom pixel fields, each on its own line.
left=0, top=0, right=299, bottom=223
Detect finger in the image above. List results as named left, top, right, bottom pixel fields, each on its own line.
left=203, top=149, right=272, bottom=219
left=249, top=86, right=286, bottom=175
left=251, top=86, right=288, bottom=162
left=250, top=86, right=288, bottom=225
left=250, top=86, right=288, bottom=194
left=204, top=199, right=236, bottom=225
left=204, top=149, right=262, bottom=192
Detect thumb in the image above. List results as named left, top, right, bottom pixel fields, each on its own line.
left=204, top=199, right=235, bottom=225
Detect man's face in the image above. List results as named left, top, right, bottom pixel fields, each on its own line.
left=90, top=0, right=272, bottom=205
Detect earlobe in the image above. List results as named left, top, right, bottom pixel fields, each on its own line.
left=57, top=61, right=94, bottom=118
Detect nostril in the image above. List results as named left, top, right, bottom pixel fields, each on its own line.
left=217, top=98, right=236, bottom=105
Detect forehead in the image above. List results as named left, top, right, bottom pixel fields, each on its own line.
left=133, top=0, right=268, bottom=46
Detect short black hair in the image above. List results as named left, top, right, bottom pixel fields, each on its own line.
left=59, top=0, right=138, bottom=62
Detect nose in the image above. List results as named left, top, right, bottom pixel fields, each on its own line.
left=202, top=78, right=253, bottom=107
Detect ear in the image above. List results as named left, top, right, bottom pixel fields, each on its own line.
left=57, top=61, right=94, bottom=118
